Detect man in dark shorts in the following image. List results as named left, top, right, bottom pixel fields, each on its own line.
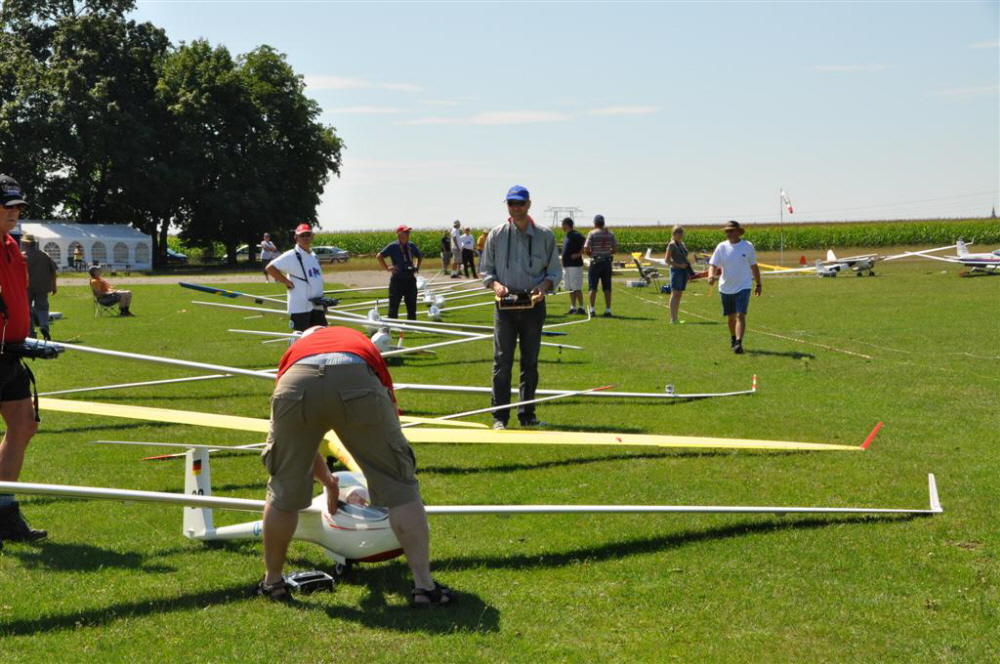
left=0, top=175, right=46, bottom=547
left=560, top=218, right=585, bottom=314
left=707, top=220, right=762, bottom=354
left=584, top=214, right=618, bottom=317
left=377, top=225, right=422, bottom=320
left=258, top=326, right=453, bottom=606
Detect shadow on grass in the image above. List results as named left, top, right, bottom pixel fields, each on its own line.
left=418, top=451, right=740, bottom=476
left=0, top=567, right=497, bottom=637
left=4, top=540, right=176, bottom=573
left=437, top=515, right=924, bottom=572
left=41, top=421, right=178, bottom=435
left=745, top=348, right=816, bottom=360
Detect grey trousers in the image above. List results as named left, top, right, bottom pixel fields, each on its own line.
left=491, top=301, right=546, bottom=424
left=29, top=292, right=50, bottom=335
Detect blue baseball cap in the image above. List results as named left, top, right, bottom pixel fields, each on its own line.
left=505, top=185, right=530, bottom=202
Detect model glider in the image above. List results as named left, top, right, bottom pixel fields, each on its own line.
left=37, top=396, right=880, bottom=456
left=0, top=448, right=943, bottom=571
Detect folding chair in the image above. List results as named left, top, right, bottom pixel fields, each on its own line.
left=632, top=257, right=661, bottom=290
left=94, top=293, right=121, bottom=317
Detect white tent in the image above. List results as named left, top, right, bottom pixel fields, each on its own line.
left=17, top=221, right=152, bottom=272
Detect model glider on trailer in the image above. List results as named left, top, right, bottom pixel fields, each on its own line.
left=0, top=448, right=943, bottom=572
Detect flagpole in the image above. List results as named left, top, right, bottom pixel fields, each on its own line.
left=779, top=188, right=784, bottom=266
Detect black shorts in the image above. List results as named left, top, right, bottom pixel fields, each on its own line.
left=290, top=309, right=329, bottom=332
left=588, top=259, right=613, bottom=292
left=0, top=358, right=32, bottom=402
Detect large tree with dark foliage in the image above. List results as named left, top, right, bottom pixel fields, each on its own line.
left=0, top=1, right=342, bottom=266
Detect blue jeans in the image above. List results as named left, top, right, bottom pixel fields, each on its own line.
left=492, top=301, right=546, bottom=423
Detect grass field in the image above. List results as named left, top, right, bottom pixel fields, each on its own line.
left=1, top=256, right=996, bottom=662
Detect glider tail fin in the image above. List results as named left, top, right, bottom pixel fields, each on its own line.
left=183, top=449, right=216, bottom=540
left=928, top=474, right=943, bottom=513
left=956, top=239, right=969, bottom=257
left=826, top=249, right=837, bottom=262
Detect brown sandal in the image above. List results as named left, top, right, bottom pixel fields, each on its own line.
left=410, top=581, right=457, bottom=607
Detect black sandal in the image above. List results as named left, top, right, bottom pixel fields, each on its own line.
left=410, top=581, right=457, bottom=607
left=255, top=578, right=292, bottom=603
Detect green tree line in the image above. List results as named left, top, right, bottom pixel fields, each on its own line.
left=0, top=0, right=342, bottom=266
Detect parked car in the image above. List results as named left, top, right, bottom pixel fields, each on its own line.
left=165, top=248, right=188, bottom=264
left=313, top=246, right=350, bottom=263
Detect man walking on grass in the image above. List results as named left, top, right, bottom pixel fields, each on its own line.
left=707, top=220, right=762, bottom=355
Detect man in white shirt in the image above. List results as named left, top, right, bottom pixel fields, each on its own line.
left=259, top=233, right=278, bottom=282
left=707, top=220, right=762, bottom=355
left=450, top=220, right=462, bottom=278
left=266, top=224, right=329, bottom=331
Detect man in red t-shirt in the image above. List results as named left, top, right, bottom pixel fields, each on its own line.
left=0, top=174, right=45, bottom=548
left=257, top=326, right=454, bottom=606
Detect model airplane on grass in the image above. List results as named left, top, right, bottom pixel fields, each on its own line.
left=760, top=245, right=959, bottom=277
left=0, top=447, right=942, bottom=573
left=917, top=239, right=999, bottom=274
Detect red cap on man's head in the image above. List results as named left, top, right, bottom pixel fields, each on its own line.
left=396, top=225, right=413, bottom=234
left=294, top=223, right=313, bottom=235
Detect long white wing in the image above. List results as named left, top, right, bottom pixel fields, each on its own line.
left=0, top=474, right=941, bottom=517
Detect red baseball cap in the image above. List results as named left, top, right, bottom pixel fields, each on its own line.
left=294, top=223, right=313, bottom=235
left=396, top=225, right=413, bottom=234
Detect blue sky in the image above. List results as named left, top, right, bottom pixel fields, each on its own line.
left=133, top=1, right=999, bottom=231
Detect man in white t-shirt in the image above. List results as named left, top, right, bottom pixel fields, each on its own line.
left=707, top=220, right=762, bottom=355
left=265, top=224, right=329, bottom=331
left=450, top=220, right=462, bottom=278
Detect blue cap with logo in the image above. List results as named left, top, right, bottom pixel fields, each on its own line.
left=505, top=185, right=530, bottom=202
left=0, top=175, right=27, bottom=207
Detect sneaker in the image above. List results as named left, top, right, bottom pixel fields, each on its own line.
left=566, top=308, right=576, bottom=315
left=734, top=341, right=744, bottom=355
left=519, top=417, right=544, bottom=427
left=730, top=337, right=738, bottom=349
left=588, top=308, right=596, bottom=317
left=492, top=420, right=507, bottom=430
left=602, top=310, right=613, bottom=318
left=0, top=502, right=47, bottom=542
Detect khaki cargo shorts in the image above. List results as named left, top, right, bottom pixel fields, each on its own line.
left=262, top=362, right=420, bottom=511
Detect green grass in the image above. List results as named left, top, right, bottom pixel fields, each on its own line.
left=1, top=256, right=997, bottom=662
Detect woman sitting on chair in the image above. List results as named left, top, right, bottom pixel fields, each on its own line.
left=89, top=266, right=135, bottom=317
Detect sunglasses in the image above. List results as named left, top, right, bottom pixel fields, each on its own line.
left=506, top=200, right=527, bottom=207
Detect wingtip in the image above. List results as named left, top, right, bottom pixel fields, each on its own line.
left=860, top=422, right=883, bottom=450
left=928, top=473, right=943, bottom=513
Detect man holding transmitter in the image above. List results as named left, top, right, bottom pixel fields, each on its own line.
left=479, top=185, right=561, bottom=430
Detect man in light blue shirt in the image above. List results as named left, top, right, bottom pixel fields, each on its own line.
left=479, top=185, right=562, bottom=428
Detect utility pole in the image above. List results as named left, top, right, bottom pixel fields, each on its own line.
left=544, top=206, right=583, bottom=229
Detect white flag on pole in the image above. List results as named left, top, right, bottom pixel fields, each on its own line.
left=780, top=189, right=794, bottom=214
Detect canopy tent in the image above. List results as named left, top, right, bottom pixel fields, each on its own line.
left=17, top=221, right=153, bottom=272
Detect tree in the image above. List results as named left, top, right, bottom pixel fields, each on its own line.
left=159, top=42, right=342, bottom=264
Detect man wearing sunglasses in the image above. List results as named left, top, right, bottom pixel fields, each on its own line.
left=707, top=220, right=762, bottom=355
left=479, top=185, right=562, bottom=429
left=0, top=175, right=47, bottom=548
left=266, top=224, right=329, bottom=332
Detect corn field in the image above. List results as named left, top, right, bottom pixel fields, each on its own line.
left=313, top=218, right=999, bottom=256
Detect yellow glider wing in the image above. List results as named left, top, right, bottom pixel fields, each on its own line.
left=39, top=397, right=360, bottom=473
left=40, top=398, right=870, bottom=464
left=401, top=428, right=868, bottom=452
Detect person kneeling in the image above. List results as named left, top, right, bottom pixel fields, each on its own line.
left=89, top=266, right=135, bottom=317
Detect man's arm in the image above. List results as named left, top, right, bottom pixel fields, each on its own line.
left=377, top=253, right=396, bottom=275
left=312, top=453, right=339, bottom=514
left=532, top=233, right=562, bottom=302
left=266, top=263, right=293, bottom=289
left=751, top=264, right=762, bottom=296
